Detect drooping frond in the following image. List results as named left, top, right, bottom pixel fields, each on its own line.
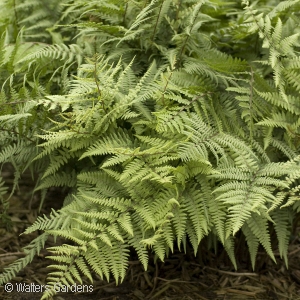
left=1, top=0, right=300, bottom=298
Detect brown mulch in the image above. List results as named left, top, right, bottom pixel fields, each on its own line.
left=0, top=167, right=300, bottom=300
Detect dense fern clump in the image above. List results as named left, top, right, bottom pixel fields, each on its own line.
left=1, top=0, right=300, bottom=298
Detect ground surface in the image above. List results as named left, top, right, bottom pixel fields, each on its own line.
left=0, top=167, right=300, bottom=300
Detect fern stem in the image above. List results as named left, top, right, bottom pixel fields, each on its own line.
left=0, top=126, right=35, bottom=143
left=249, top=66, right=254, bottom=142
left=177, top=35, right=189, bottom=68
left=93, top=60, right=106, bottom=113
left=147, top=262, right=159, bottom=298
left=12, top=0, right=19, bottom=40
left=160, top=71, right=173, bottom=106
left=151, top=0, right=165, bottom=43
left=142, top=0, right=149, bottom=10
left=177, top=2, right=203, bottom=68
left=123, top=2, right=128, bottom=26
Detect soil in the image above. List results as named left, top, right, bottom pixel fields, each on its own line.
left=1, top=167, right=300, bottom=300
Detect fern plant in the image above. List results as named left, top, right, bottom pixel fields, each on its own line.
left=1, top=0, right=300, bottom=299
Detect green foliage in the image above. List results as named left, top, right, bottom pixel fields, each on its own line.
left=1, top=0, right=300, bottom=298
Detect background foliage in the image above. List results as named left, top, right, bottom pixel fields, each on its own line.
left=0, top=0, right=300, bottom=298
